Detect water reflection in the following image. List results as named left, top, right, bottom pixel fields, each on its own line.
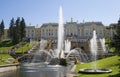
left=0, top=64, right=73, bottom=77
left=0, top=70, right=19, bottom=77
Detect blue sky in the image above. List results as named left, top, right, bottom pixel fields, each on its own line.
left=0, top=0, right=120, bottom=28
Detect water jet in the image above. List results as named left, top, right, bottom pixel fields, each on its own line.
left=78, top=30, right=112, bottom=74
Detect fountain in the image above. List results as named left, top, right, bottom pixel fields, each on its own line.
left=19, top=6, right=90, bottom=66
left=57, top=6, right=64, bottom=58
left=78, top=30, right=112, bottom=74
left=19, top=39, right=52, bottom=66
left=90, top=30, right=98, bottom=69
left=19, top=6, right=70, bottom=67
left=100, top=38, right=107, bottom=53
left=39, top=39, right=48, bottom=50
left=65, top=39, right=71, bottom=53
left=65, top=48, right=89, bottom=63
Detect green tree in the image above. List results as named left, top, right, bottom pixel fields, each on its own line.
left=12, top=26, right=18, bottom=44
left=15, top=17, right=21, bottom=43
left=8, top=18, right=14, bottom=39
left=0, top=20, right=5, bottom=40
left=20, top=17, right=26, bottom=41
left=112, top=18, right=120, bottom=54
left=8, top=17, right=26, bottom=44
left=8, top=18, right=18, bottom=44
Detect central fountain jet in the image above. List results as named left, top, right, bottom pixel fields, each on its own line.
left=58, top=6, right=64, bottom=58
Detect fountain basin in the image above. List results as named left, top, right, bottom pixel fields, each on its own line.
left=78, top=68, right=112, bottom=74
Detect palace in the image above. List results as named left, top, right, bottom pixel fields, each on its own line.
left=39, top=19, right=113, bottom=50
left=3, top=19, right=115, bottom=51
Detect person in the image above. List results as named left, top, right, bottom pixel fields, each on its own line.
left=8, top=49, right=13, bottom=54
left=9, top=48, right=17, bottom=58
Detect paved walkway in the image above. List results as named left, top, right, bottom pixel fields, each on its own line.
left=0, top=66, right=17, bottom=72
left=66, top=65, right=78, bottom=77
left=0, top=64, right=19, bottom=73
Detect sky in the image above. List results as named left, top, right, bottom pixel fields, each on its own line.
left=0, top=0, right=120, bottom=28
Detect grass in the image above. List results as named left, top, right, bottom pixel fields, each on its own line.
left=0, top=47, right=13, bottom=51
left=0, top=54, right=12, bottom=59
left=75, top=56, right=120, bottom=77
left=0, top=62, right=8, bottom=65
left=16, top=43, right=30, bottom=53
left=0, top=40, right=13, bottom=51
left=0, top=54, right=13, bottom=65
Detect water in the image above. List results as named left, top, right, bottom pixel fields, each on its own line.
left=0, top=64, right=74, bottom=77
left=40, top=39, right=47, bottom=50
left=57, top=6, right=64, bottom=58
left=100, top=38, right=106, bottom=53
left=31, top=50, right=53, bottom=63
left=90, top=30, right=98, bottom=69
left=65, top=39, right=71, bottom=53
left=65, top=48, right=89, bottom=62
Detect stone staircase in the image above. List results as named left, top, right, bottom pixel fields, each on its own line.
left=97, top=40, right=104, bottom=55
left=96, top=39, right=110, bottom=59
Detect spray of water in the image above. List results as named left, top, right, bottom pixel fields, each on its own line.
left=57, top=6, right=64, bottom=58
left=65, top=39, right=71, bottom=53
left=100, top=38, right=106, bottom=53
left=90, top=30, right=98, bottom=69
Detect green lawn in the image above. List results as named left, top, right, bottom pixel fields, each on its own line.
left=0, top=54, right=13, bottom=65
left=75, top=56, right=120, bottom=77
left=16, top=43, right=30, bottom=53
left=0, top=54, right=12, bottom=59
left=0, top=40, right=13, bottom=51
left=0, top=62, right=8, bottom=65
left=0, top=47, right=13, bottom=51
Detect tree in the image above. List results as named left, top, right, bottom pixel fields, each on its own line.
left=9, top=18, right=17, bottom=44
left=112, top=18, right=120, bottom=54
left=15, top=17, right=21, bottom=43
left=12, top=26, right=18, bottom=44
left=20, top=17, right=26, bottom=41
left=8, top=17, right=26, bottom=44
left=9, top=18, right=14, bottom=39
left=0, top=20, right=5, bottom=40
